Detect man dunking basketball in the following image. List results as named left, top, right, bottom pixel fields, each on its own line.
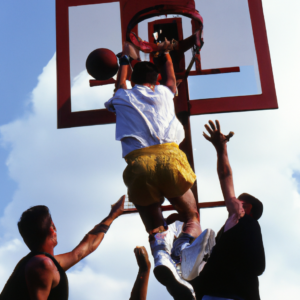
left=104, top=37, right=202, bottom=300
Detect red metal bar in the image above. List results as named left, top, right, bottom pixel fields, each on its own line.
left=189, top=0, right=277, bottom=116
left=176, top=67, right=240, bottom=79
left=123, top=201, right=226, bottom=215
left=90, top=78, right=116, bottom=87
left=58, top=109, right=116, bottom=129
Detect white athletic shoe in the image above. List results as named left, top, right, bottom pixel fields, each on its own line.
left=150, top=231, right=196, bottom=300
left=181, top=228, right=215, bottom=281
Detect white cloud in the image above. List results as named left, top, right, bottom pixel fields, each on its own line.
left=68, top=266, right=130, bottom=300
left=0, top=238, right=27, bottom=283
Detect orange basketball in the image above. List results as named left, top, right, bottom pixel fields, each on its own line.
left=86, top=48, right=119, bottom=80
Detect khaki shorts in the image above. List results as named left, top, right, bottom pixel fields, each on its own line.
left=123, top=143, right=196, bottom=206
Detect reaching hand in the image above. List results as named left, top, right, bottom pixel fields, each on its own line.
left=203, top=120, right=234, bottom=151
left=134, top=246, right=151, bottom=272
left=123, top=41, right=140, bottom=60
left=109, top=195, right=125, bottom=220
left=157, top=38, right=177, bottom=52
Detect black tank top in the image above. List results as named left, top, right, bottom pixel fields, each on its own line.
left=0, top=252, right=69, bottom=300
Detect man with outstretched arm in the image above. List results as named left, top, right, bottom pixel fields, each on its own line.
left=0, top=196, right=125, bottom=300
left=188, top=120, right=266, bottom=300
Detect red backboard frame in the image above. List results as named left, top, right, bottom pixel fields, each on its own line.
left=189, top=0, right=278, bottom=116
left=56, top=0, right=277, bottom=129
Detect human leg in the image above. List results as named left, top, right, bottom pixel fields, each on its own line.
left=167, top=189, right=201, bottom=238
left=135, top=202, right=167, bottom=235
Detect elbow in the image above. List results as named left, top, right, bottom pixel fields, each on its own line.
left=245, top=255, right=265, bottom=276
left=251, top=264, right=265, bottom=276
left=256, top=260, right=266, bottom=276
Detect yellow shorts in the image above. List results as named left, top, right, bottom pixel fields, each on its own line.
left=123, top=143, right=196, bottom=206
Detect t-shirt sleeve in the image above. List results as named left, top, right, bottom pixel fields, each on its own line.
left=156, top=84, right=175, bottom=98
left=104, top=89, right=126, bottom=112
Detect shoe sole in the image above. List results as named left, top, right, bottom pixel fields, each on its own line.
left=154, top=265, right=195, bottom=300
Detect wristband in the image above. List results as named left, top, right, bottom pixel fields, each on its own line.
left=97, top=223, right=110, bottom=234
left=119, top=55, right=130, bottom=65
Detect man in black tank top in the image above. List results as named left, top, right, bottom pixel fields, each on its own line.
left=0, top=196, right=126, bottom=300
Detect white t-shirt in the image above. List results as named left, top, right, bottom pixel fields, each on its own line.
left=105, top=84, right=185, bottom=157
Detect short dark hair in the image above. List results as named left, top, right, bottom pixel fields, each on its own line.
left=131, top=61, right=159, bottom=85
left=238, top=193, right=263, bottom=220
left=18, top=206, right=52, bottom=250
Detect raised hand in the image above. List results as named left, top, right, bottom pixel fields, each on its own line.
left=109, top=195, right=125, bottom=220
left=134, top=246, right=151, bottom=272
left=123, top=41, right=140, bottom=60
left=157, top=37, right=177, bottom=52
left=203, top=120, right=234, bottom=151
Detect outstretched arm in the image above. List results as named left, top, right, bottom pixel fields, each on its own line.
left=203, top=120, right=243, bottom=218
left=156, top=39, right=177, bottom=94
left=115, top=42, right=140, bottom=92
left=129, top=246, right=151, bottom=300
left=160, top=53, right=176, bottom=94
left=55, top=196, right=125, bottom=271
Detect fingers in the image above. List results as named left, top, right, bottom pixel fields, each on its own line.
left=112, top=195, right=125, bottom=207
left=134, top=246, right=150, bottom=270
left=109, top=195, right=126, bottom=218
left=208, top=120, right=216, bottom=131
left=225, top=131, right=234, bottom=141
left=120, top=195, right=126, bottom=203
left=204, top=124, right=213, bottom=135
left=203, top=132, right=211, bottom=141
left=216, top=120, right=221, bottom=131
left=134, top=246, right=140, bottom=256
left=134, top=246, right=145, bottom=253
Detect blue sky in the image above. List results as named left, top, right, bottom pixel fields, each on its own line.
left=0, top=0, right=55, bottom=212
left=1, top=1, right=300, bottom=300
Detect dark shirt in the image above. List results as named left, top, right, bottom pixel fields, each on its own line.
left=0, top=252, right=69, bottom=300
left=190, top=214, right=265, bottom=300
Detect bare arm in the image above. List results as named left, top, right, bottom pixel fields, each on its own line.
left=115, top=63, right=129, bottom=91
left=115, top=42, right=140, bottom=92
left=203, top=120, right=243, bottom=218
left=55, top=195, right=125, bottom=271
left=25, top=256, right=56, bottom=300
left=160, top=52, right=176, bottom=94
left=129, top=246, right=151, bottom=300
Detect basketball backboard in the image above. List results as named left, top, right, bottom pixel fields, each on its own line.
left=56, top=0, right=277, bottom=129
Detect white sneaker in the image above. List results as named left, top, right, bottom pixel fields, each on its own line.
left=153, top=250, right=196, bottom=300
left=181, top=228, right=215, bottom=281
left=150, top=231, right=196, bottom=300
